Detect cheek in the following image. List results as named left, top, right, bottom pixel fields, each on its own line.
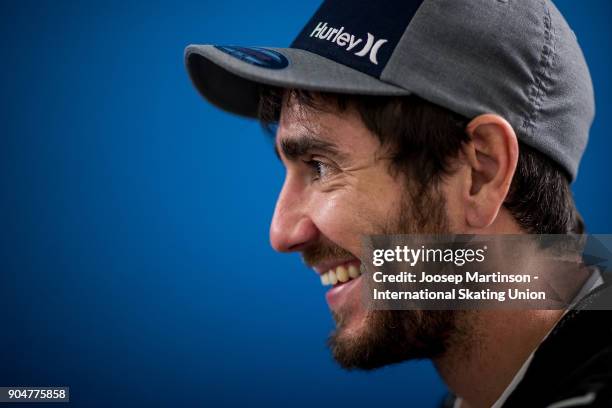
left=308, top=190, right=392, bottom=255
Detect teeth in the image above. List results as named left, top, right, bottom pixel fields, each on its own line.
left=328, top=270, right=338, bottom=285
left=320, top=273, right=329, bottom=286
left=348, top=264, right=360, bottom=279
left=336, top=265, right=349, bottom=282
left=319, top=264, right=362, bottom=286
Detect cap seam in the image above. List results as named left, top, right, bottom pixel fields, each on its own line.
left=520, top=0, right=556, bottom=138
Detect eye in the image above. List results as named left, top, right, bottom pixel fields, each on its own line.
left=304, top=159, right=333, bottom=181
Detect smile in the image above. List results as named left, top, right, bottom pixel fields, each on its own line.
left=319, top=262, right=362, bottom=286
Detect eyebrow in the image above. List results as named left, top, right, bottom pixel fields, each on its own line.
left=275, top=132, right=346, bottom=162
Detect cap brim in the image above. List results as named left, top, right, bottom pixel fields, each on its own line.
left=184, top=45, right=410, bottom=118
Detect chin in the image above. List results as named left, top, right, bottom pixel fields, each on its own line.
left=327, top=308, right=457, bottom=371
left=332, top=306, right=369, bottom=340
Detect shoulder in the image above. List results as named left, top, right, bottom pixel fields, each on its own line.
left=504, top=284, right=612, bottom=407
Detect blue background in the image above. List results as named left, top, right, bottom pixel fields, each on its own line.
left=1, top=1, right=611, bottom=407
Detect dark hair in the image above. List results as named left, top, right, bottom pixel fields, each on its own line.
left=258, top=88, right=584, bottom=234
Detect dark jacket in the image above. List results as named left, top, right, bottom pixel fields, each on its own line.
left=442, top=283, right=612, bottom=407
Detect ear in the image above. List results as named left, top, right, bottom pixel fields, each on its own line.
left=462, top=114, right=519, bottom=229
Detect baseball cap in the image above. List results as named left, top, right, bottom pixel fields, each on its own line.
left=184, top=0, right=595, bottom=180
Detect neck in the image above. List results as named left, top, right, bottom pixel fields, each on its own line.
left=434, top=309, right=563, bottom=408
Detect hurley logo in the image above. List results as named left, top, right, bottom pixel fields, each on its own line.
left=309, top=21, right=388, bottom=65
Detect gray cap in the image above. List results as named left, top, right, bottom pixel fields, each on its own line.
left=185, top=0, right=595, bottom=180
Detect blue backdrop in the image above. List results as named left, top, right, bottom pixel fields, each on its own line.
left=1, top=1, right=611, bottom=407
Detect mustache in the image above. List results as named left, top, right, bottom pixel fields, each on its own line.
left=302, top=240, right=355, bottom=268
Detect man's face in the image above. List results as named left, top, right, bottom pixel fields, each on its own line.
left=270, top=96, right=458, bottom=369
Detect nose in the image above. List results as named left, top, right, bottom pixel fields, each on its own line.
left=269, top=177, right=319, bottom=252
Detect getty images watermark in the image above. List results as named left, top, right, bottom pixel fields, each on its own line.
left=360, top=234, right=612, bottom=310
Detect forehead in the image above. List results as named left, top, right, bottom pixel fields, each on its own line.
left=275, top=97, right=381, bottom=156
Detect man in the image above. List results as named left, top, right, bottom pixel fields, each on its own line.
left=184, top=0, right=612, bottom=406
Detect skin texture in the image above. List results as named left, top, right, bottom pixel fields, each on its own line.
left=270, top=97, right=403, bottom=336
left=270, top=96, right=564, bottom=408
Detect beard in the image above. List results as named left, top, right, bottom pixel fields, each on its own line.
left=328, top=307, right=460, bottom=370
left=306, top=183, right=464, bottom=370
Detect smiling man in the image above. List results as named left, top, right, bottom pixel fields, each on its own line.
left=184, top=0, right=612, bottom=407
